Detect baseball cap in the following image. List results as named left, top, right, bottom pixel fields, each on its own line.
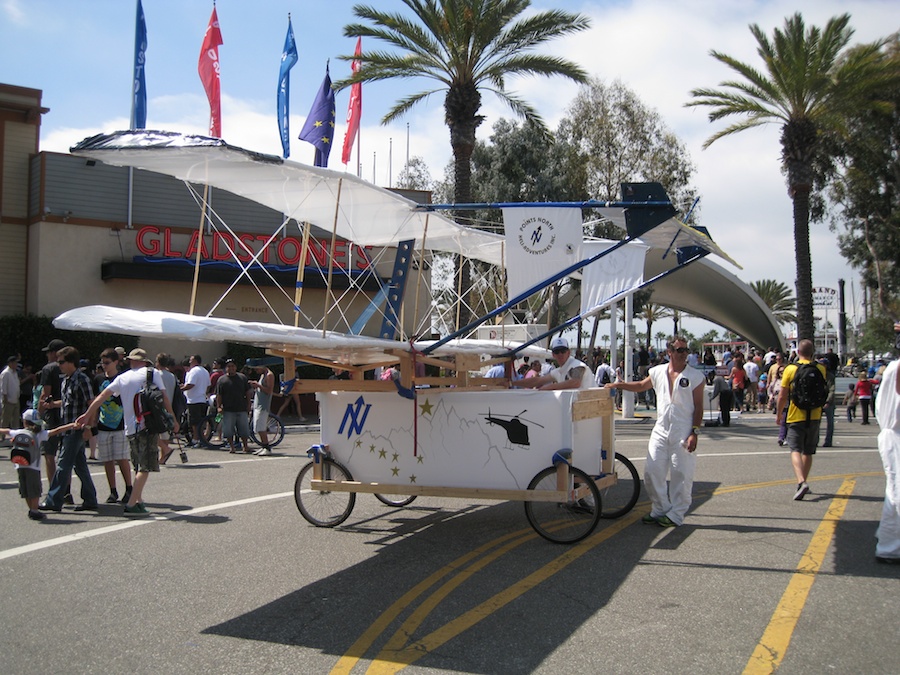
left=42, top=339, right=66, bottom=352
left=22, top=408, right=40, bottom=424
left=550, top=336, right=569, bottom=351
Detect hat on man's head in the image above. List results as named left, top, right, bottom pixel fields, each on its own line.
left=550, top=336, right=569, bottom=351
left=115, top=346, right=126, bottom=356
left=42, top=339, right=66, bottom=353
left=125, top=348, right=150, bottom=363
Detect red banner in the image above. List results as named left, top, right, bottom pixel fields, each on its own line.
left=341, top=37, right=362, bottom=166
left=198, top=6, right=223, bottom=137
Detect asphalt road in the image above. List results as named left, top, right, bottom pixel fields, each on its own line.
left=1, top=410, right=896, bottom=674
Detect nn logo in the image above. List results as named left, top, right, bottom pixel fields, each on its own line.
left=339, top=395, right=372, bottom=437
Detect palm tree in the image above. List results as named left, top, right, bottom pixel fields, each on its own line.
left=687, top=13, right=897, bottom=340
left=639, top=302, right=672, bottom=348
left=337, top=0, right=591, bottom=327
left=750, top=279, right=797, bottom=326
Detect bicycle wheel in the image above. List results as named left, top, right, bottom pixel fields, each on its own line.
left=249, top=414, right=285, bottom=447
left=524, top=465, right=601, bottom=544
left=598, top=453, right=641, bottom=519
left=294, top=458, right=356, bottom=527
left=200, top=416, right=227, bottom=448
left=374, top=493, right=418, bottom=507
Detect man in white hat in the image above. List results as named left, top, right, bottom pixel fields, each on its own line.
left=512, top=336, right=593, bottom=390
left=78, top=348, right=178, bottom=516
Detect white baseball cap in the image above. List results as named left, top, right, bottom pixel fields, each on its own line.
left=550, top=336, right=569, bottom=351
left=22, top=409, right=40, bottom=424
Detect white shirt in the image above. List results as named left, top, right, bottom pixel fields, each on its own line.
left=184, top=365, right=211, bottom=404
left=0, top=365, right=20, bottom=403
left=743, top=361, right=759, bottom=383
left=104, top=366, right=167, bottom=436
left=549, top=356, right=594, bottom=390
left=594, top=363, right=615, bottom=387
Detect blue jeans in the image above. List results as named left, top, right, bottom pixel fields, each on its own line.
left=45, top=431, right=97, bottom=507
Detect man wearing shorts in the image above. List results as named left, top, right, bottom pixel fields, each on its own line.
left=181, top=354, right=210, bottom=448
left=776, top=339, right=826, bottom=501
left=249, top=361, right=275, bottom=455
left=79, top=348, right=178, bottom=516
left=95, top=348, right=132, bottom=505
left=216, top=359, right=251, bottom=454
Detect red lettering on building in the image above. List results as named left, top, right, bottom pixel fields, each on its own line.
left=136, top=226, right=160, bottom=255
left=212, top=232, right=235, bottom=261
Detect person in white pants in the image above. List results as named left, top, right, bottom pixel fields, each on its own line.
left=605, top=336, right=705, bottom=527
left=875, top=329, right=900, bottom=564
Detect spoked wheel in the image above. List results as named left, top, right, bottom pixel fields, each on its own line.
left=251, top=414, right=285, bottom=447
left=294, top=458, right=356, bottom=527
left=599, top=453, right=641, bottom=519
left=200, top=416, right=227, bottom=448
left=374, top=493, right=417, bottom=507
left=525, top=465, right=601, bottom=544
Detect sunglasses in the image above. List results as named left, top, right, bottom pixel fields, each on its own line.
left=552, top=348, right=568, bottom=355
left=671, top=347, right=689, bottom=354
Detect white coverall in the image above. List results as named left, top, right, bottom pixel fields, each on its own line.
left=645, top=363, right=706, bottom=525
left=875, top=359, right=900, bottom=560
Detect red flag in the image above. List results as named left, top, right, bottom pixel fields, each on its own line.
left=198, top=6, right=223, bottom=137
left=341, top=37, right=362, bottom=166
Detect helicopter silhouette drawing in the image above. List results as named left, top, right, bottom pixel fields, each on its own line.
left=482, top=409, right=544, bottom=446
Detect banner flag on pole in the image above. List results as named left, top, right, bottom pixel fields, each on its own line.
left=277, top=16, right=298, bottom=158
left=298, top=63, right=336, bottom=168
left=341, top=37, right=362, bottom=166
left=131, top=0, right=148, bottom=129
left=198, top=5, right=224, bottom=137
left=579, top=240, right=647, bottom=316
left=502, top=208, right=583, bottom=300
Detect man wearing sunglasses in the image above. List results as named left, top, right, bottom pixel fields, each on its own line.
left=512, top=336, right=593, bottom=390
left=604, top=335, right=705, bottom=527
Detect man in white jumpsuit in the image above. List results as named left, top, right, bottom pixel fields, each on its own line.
left=511, top=337, right=593, bottom=391
left=874, top=323, right=900, bottom=564
left=605, top=336, right=705, bottom=527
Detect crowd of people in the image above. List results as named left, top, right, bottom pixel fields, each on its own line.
left=1, top=340, right=286, bottom=522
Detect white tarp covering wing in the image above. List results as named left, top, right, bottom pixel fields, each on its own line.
left=579, top=240, right=649, bottom=316
left=53, top=305, right=548, bottom=365
left=70, top=130, right=505, bottom=267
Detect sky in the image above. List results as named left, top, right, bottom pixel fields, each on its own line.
left=1, top=0, right=894, bottom=340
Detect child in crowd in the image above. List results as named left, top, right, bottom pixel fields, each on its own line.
left=1, top=409, right=74, bottom=521
left=843, top=383, right=857, bottom=422
left=757, top=373, right=768, bottom=412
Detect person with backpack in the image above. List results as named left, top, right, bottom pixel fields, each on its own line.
left=776, top=339, right=829, bottom=501
left=78, top=348, right=178, bottom=516
left=2, top=409, right=76, bottom=521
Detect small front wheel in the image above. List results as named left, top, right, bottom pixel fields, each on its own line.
left=599, top=453, right=641, bottom=519
left=294, top=458, right=356, bottom=527
left=374, top=493, right=418, bottom=507
left=525, top=465, right=601, bottom=544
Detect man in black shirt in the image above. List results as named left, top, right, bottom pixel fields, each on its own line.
left=215, top=359, right=251, bottom=454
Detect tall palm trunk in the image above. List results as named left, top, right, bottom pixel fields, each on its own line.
left=790, top=184, right=815, bottom=340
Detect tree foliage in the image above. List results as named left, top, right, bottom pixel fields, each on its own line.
left=687, top=13, right=899, bottom=341
left=750, top=279, right=798, bottom=326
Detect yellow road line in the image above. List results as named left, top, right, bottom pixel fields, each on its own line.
left=742, top=476, right=857, bottom=675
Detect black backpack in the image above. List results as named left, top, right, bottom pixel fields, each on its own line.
left=134, top=368, right=174, bottom=435
left=790, top=362, right=829, bottom=422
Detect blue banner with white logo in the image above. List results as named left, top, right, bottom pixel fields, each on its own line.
left=131, top=0, right=148, bottom=129
left=277, top=17, right=298, bottom=158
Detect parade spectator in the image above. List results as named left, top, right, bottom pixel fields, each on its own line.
left=604, top=335, right=705, bottom=527
left=730, top=353, right=747, bottom=411
left=743, top=357, right=760, bottom=411
left=708, top=370, right=732, bottom=427
left=155, top=353, right=178, bottom=463
left=249, top=361, right=276, bottom=455
left=181, top=354, right=211, bottom=447
left=874, top=323, right=900, bottom=564
left=94, top=348, right=132, bottom=504
left=216, top=359, right=252, bottom=454
left=843, top=383, right=857, bottom=422
left=776, top=339, right=826, bottom=501
left=1, top=355, right=21, bottom=429
left=594, top=353, right=615, bottom=387
left=37, top=339, right=66, bottom=488
left=40, top=346, right=97, bottom=512
left=276, top=371, right=307, bottom=421
left=819, top=356, right=836, bottom=447
left=855, top=372, right=877, bottom=425
left=79, top=348, right=177, bottom=516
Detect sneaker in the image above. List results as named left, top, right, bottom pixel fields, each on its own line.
left=120, top=487, right=132, bottom=505
left=124, top=503, right=149, bottom=516
left=28, top=509, right=46, bottom=521
left=256, top=447, right=272, bottom=456
left=656, top=515, right=677, bottom=528
left=793, top=482, right=810, bottom=501
left=38, top=501, right=62, bottom=512
left=641, top=514, right=658, bottom=525
left=106, top=491, right=119, bottom=504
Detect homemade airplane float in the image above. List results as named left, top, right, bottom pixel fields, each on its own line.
left=56, top=130, right=738, bottom=543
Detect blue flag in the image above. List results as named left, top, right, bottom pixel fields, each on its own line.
left=131, top=0, right=148, bottom=129
left=298, top=64, right=336, bottom=167
left=277, top=18, right=298, bottom=158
